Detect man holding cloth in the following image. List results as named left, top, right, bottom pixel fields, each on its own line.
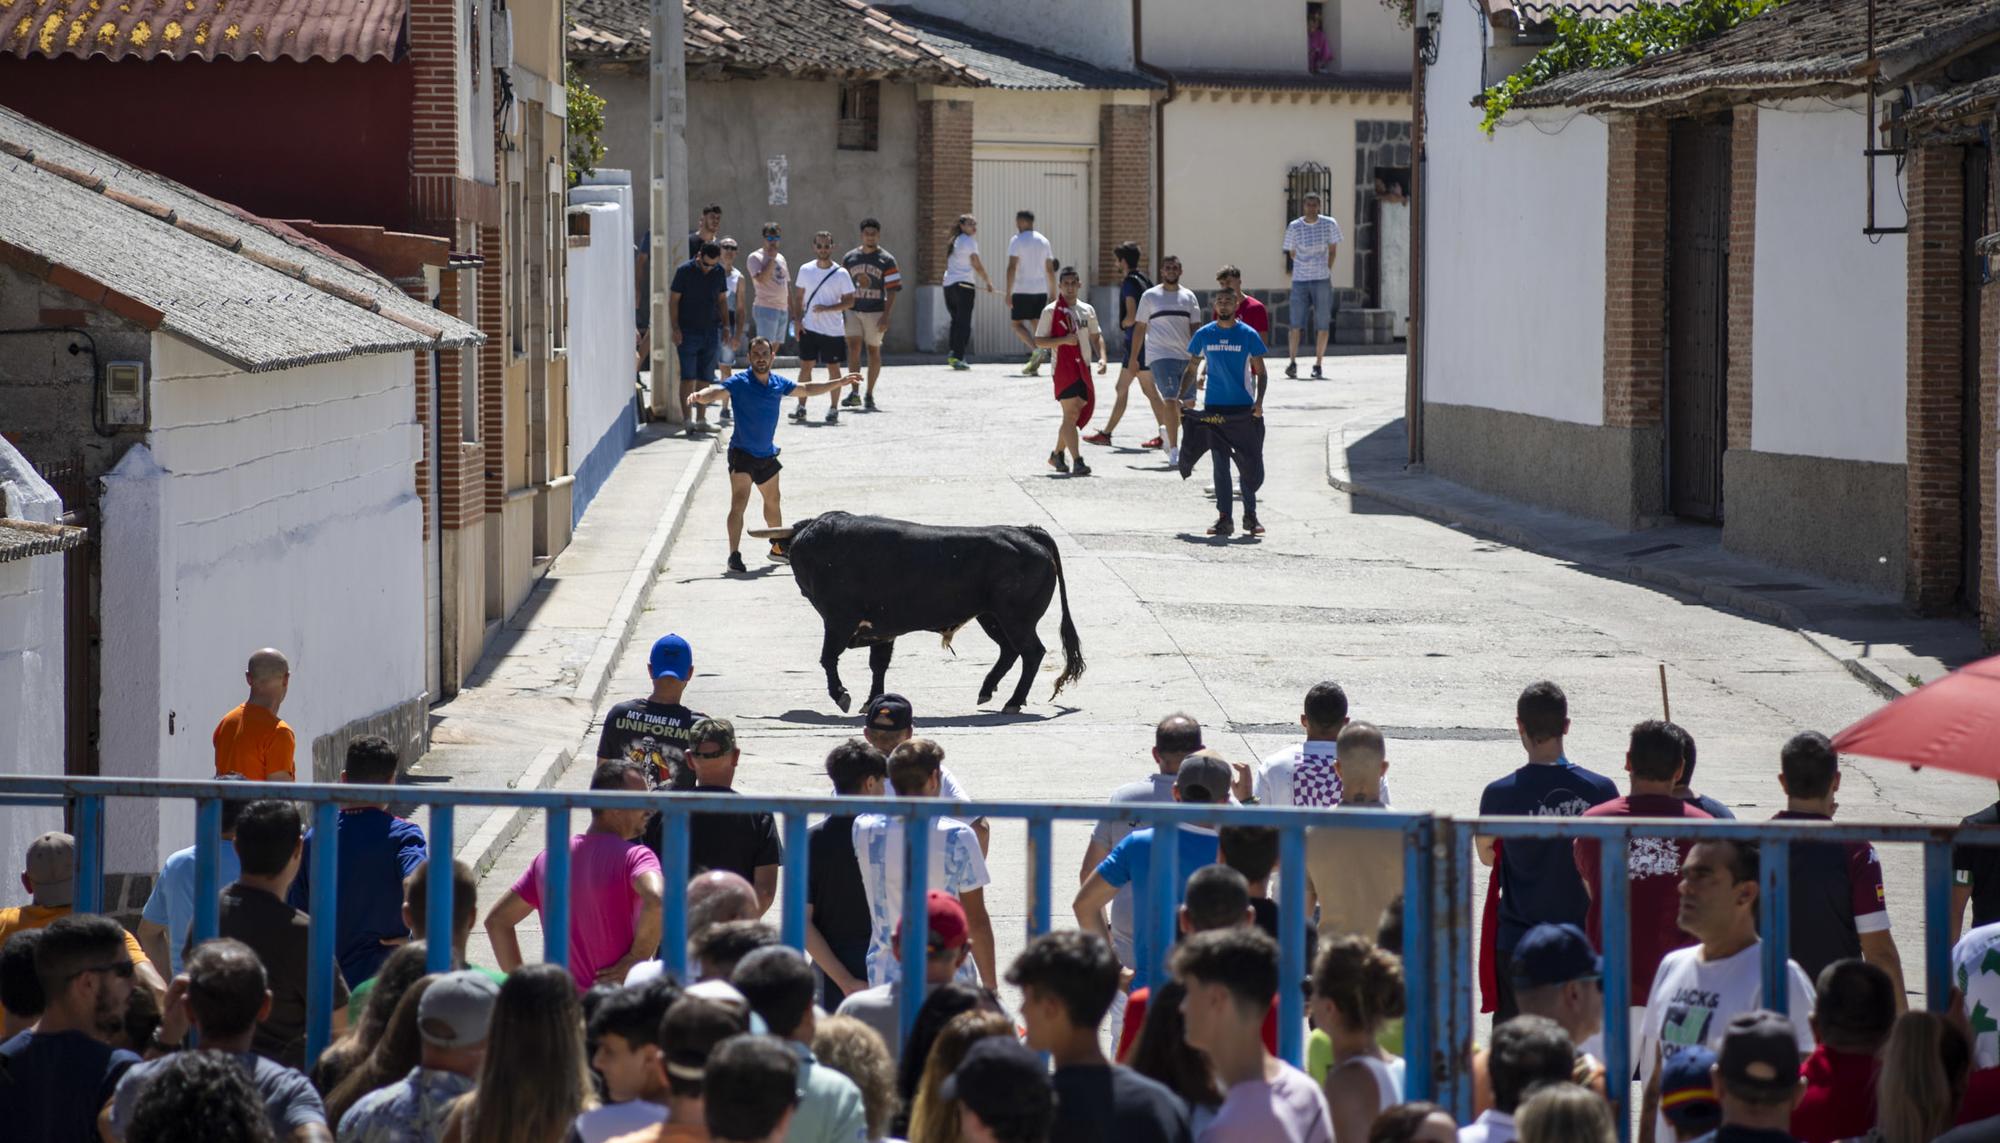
left=1178, top=288, right=1269, bottom=537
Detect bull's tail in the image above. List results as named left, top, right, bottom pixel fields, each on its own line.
left=1023, top=526, right=1085, bottom=698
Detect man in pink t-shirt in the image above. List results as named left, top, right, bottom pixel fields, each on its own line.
left=484, top=760, right=666, bottom=990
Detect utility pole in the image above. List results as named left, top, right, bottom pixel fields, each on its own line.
left=649, top=0, right=689, bottom=423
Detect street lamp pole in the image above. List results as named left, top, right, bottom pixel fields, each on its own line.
left=650, top=0, right=689, bottom=424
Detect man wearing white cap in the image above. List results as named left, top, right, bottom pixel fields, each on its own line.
left=338, top=970, right=500, bottom=1142
left=0, top=832, right=164, bottom=1023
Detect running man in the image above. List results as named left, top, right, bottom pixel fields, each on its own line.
left=688, top=337, right=859, bottom=572
left=791, top=231, right=857, bottom=425
left=1032, top=267, right=1108, bottom=476
left=1181, top=288, right=1269, bottom=537
left=1085, top=241, right=1167, bottom=450
left=1282, top=192, right=1341, bottom=379
left=841, top=219, right=901, bottom=412
left=1127, top=256, right=1201, bottom=466
left=1006, top=211, right=1058, bottom=374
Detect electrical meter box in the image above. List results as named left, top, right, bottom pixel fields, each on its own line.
left=103, top=360, right=146, bottom=426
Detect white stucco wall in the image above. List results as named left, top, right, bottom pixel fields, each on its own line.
left=1142, top=0, right=1314, bottom=73
left=1338, top=0, right=1411, bottom=74
left=99, top=340, right=427, bottom=871
left=0, top=439, right=66, bottom=907
left=898, top=0, right=1133, bottom=70
left=567, top=175, right=640, bottom=510
left=1750, top=98, right=1908, bottom=464
left=1421, top=4, right=1609, bottom=424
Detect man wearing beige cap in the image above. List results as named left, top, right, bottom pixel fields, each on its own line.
left=0, top=832, right=163, bottom=1022
left=338, top=969, right=499, bottom=1142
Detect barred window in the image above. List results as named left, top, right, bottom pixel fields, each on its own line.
left=838, top=82, right=880, bottom=152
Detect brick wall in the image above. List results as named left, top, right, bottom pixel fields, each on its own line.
left=1098, top=103, right=1152, bottom=283
left=1984, top=277, right=1999, bottom=645
left=408, top=0, right=458, bottom=234
left=1603, top=116, right=1670, bottom=429
left=479, top=222, right=507, bottom=516
left=914, top=99, right=974, bottom=286
left=401, top=281, right=434, bottom=539
left=1726, top=106, right=1757, bottom=451
left=1904, top=143, right=1965, bottom=613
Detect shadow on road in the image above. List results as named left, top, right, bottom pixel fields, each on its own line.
left=764, top=706, right=1081, bottom=728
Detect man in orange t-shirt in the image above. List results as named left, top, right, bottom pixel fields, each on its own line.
left=213, top=647, right=296, bottom=782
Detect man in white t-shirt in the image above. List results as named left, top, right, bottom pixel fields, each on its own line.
left=790, top=230, right=857, bottom=425
left=1282, top=192, right=1342, bottom=380
left=1254, top=680, right=1351, bottom=808
left=1127, top=256, right=1200, bottom=464
left=851, top=739, right=996, bottom=990
left=1953, top=919, right=2000, bottom=1069
left=1005, top=210, right=1058, bottom=374
left=1636, top=838, right=1815, bottom=1143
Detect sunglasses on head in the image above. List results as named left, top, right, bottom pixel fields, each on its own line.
left=692, top=746, right=729, bottom=760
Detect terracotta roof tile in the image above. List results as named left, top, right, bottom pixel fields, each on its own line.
left=568, top=0, right=986, bottom=83
left=0, top=0, right=406, bottom=62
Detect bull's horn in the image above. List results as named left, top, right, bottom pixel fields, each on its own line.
left=746, top=527, right=795, bottom=540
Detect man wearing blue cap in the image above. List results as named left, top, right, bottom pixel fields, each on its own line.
left=597, top=634, right=707, bottom=788
left=1471, top=923, right=1607, bottom=1116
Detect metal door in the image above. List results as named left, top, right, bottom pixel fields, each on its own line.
left=1666, top=119, right=1732, bottom=523
left=971, top=154, right=1092, bottom=357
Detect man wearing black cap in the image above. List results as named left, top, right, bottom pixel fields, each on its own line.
left=1712, top=1010, right=1807, bottom=1143
left=1471, top=923, right=1607, bottom=1115
left=945, top=1036, right=1058, bottom=1143
left=861, top=694, right=988, bottom=853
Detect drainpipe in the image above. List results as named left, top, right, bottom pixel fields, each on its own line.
left=1408, top=10, right=1428, bottom=466
left=1132, top=0, right=1176, bottom=261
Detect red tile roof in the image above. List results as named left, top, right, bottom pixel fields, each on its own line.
left=0, top=0, right=406, bottom=63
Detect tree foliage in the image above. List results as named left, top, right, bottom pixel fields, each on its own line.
left=566, top=65, right=608, bottom=187
left=1478, top=0, right=1790, bottom=133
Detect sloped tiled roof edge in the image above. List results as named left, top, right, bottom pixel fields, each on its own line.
left=571, top=0, right=987, bottom=85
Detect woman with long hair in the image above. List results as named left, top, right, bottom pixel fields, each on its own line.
left=323, top=974, right=438, bottom=1125
left=906, top=1008, right=1014, bottom=1143
left=1516, top=1083, right=1614, bottom=1143
left=1311, top=936, right=1408, bottom=1142
left=894, top=981, right=990, bottom=1125
left=1125, top=979, right=1223, bottom=1133
left=941, top=214, right=995, bottom=369
left=1873, top=1009, right=1971, bottom=1143
left=312, top=940, right=432, bottom=1093
left=441, top=963, right=596, bottom=1143
left=126, top=1050, right=276, bottom=1143
left=813, top=1013, right=900, bottom=1143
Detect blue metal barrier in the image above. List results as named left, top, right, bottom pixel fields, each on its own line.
left=1, top=771, right=1985, bottom=1128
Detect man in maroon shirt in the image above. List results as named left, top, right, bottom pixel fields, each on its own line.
left=1217, top=266, right=1269, bottom=338
left=1575, top=720, right=1711, bottom=1036
left=1791, top=958, right=1894, bottom=1142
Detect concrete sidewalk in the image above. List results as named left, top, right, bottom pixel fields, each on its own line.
left=1327, top=409, right=1987, bottom=699
left=408, top=421, right=717, bottom=876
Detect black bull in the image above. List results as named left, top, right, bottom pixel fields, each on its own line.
left=786, top=512, right=1085, bottom=712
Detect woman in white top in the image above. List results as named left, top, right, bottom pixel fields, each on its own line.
left=941, top=214, right=995, bottom=370
left=1311, top=936, right=1408, bottom=1143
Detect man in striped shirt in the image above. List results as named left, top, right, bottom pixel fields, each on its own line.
left=1282, top=193, right=1342, bottom=380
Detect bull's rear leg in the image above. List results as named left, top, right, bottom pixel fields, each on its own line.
left=993, top=616, right=1046, bottom=712
left=975, top=615, right=1018, bottom=706
left=867, top=641, right=895, bottom=707
left=821, top=622, right=856, bottom=711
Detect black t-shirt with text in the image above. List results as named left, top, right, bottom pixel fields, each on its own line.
left=1050, top=1063, right=1193, bottom=1143
left=597, top=699, right=703, bottom=783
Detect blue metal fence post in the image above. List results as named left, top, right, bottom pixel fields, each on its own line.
left=781, top=813, right=812, bottom=952
left=192, top=798, right=224, bottom=949
left=1759, top=837, right=1791, bottom=1016
left=1441, top=820, right=1476, bottom=1120
left=305, top=802, right=340, bottom=1068
left=426, top=806, right=456, bottom=975
left=74, top=795, right=105, bottom=914
left=1401, top=818, right=1435, bottom=1102
left=1146, top=817, right=1182, bottom=992
left=897, top=807, right=934, bottom=1049
left=1028, top=817, right=1053, bottom=939
left=1278, top=823, right=1307, bottom=1066
left=1925, top=838, right=1954, bottom=1011
left=543, top=808, right=572, bottom=973
left=1598, top=831, right=1633, bottom=1143
left=657, top=812, right=690, bottom=979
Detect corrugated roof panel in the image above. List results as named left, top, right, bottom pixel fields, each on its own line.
left=0, top=0, right=407, bottom=63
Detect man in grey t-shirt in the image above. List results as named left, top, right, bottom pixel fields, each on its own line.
left=1080, top=714, right=1207, bottom=970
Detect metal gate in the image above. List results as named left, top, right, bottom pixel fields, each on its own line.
left=1666, top=119, right=1732, bottom=523
left=971, top=153, right=1092, bottom=358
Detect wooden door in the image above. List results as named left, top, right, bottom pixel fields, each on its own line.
left=1667, top=119, right=1732, bottom=523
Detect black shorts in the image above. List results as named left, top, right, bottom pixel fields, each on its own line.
left=798, top=329, right=847, bottom=366
left=1011, top=293, right=1048, bottom=322
left=728, top=447, right=782, bottom=485
left=1056, top=381, right=1089, bottom=402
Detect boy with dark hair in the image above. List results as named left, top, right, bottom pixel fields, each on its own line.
left=1773, top=731, right=1902, bottom=991
left=346, top=856, right=499, bottom=1022
left=1112, top=864, right=1275, bottom=1062
left=291, top=734, right=428, bottom=987
left=1255, top=680, right=1357, bottom=808
left=1464, top=1016, right=1577, bottom=1143
left=705, top=1035, right=803, bottom=1143
left=0, top=914, right=143, bottom=1140
left=575, top=977, right=683, bottom=1143
left=1480, top=680, right=1617, bottom=1020
left=1172, top=927, right=1330, bottom=1142
left=808, top=739, right=887, bottom=1007
left=947, top=1037, right=1059, bottom=1143
left=1218, top=825, right=1283, bottom=941
left=0, top=929, right=44, bottom=1039
left=218, top=799, right=348, bottom=1067
left=1791, top=959, right=1895, bottom=1143
left=1007, top=931, right=1190, bottom=1143
left=695, top=921, right=780, bottom=983
left=730, top=947, right=868, bottom=1143
left=1668, top=724, right=1733, bottom=819
left=643, top=994, right=754, bottom=1141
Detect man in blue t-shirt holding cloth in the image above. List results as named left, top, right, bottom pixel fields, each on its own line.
left=1180, top=288, right=1269, bottom=537
left=687, top=337, right=858, bottom=574
left=1477, top=680, right=1618, bottom=1021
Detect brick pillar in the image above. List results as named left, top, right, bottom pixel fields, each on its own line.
left=1098, top=103, right=1151, bottom=283
left=1726, top=106, right=1757, bottom=451
left=401, top=282, right=435, bottom=540
left=1905, top=143, right=1965, bottom=612
left=914, top=99, right=974, bottom=285
left=408, top=0, right=459, bottom=232
left=1983, top=278, right=2000, bottom=645
left=479, top=222, right=507, bottom=518
left=1603, top=116, right=1670, bottom=430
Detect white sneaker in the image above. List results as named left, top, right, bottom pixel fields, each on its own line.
left=1167, top=447, right=1180, bottom=466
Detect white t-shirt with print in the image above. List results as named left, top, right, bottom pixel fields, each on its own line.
left=944, top=233, right=979, bottom=287
left=1639, top=940, right=1815, bottom=1140
left=1134, top=285, right=1201, bottom=364
left=1956, top=921, right=2000, bottom=1068
left=795, top=261, right=856, bottom=337
left=851, top=812, right=990, bottom=986
left=1008, top=229, right=1055, bottom=294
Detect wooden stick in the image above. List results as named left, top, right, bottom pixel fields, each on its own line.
left=1659, top=663, right=1672, bottom=722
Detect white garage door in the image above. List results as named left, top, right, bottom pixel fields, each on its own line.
left=972, top=153, right=1092, bottom=358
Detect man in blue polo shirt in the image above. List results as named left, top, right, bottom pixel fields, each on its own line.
left=290, top=735, right=428, bottom=988
left=1183, top=288, right=1269, bottom=537
left=688, top=336, right=858, bottom=574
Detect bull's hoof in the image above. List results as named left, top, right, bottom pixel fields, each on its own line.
left=977, top=687, right=996, bottom=705
left=832, top=690, right=852, bottom=712
left=1002, top=701, right=1024, bottom=714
